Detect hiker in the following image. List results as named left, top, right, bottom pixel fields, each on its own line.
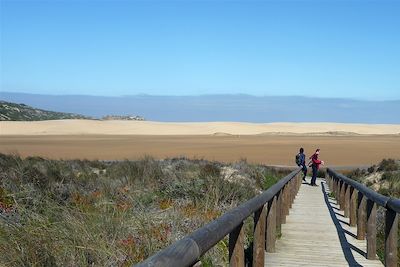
left=309, top=148, right=324, bottom=186
left=295, top=148, right=307, bottom=181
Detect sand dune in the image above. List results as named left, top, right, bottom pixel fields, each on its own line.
left=1, top=120, right=399, bottom=166
left=1, top=120, right=400, bottom=135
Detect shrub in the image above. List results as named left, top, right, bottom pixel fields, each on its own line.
left=377, top=159, right=399, bottom=172
left=367, top=165, right=376, bottom=174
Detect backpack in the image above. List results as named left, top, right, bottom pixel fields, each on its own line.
left=295, top=153, right=302, bottom=166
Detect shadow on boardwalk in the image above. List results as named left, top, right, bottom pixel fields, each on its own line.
left=321, top=182, right=364, bottom=267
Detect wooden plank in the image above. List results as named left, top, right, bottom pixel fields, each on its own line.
left=385, top=208, right=398, bottom=267
left=229, top=222, right=245, bottom=267
left=366, top=199, right=377, bottom=260
left=253, top=205, right=266, bottom=267
left=265, top=177, right=383, bottom=267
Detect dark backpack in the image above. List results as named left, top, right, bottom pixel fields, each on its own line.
left=295, top=153, right=302, bottom=166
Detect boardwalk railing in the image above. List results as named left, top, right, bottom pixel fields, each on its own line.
left=136, top=168, right=302, bottom=267
left=327, top=168, right=399, bottom=267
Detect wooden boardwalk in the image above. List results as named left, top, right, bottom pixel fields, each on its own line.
left=265, top=177, right=384, bottom=267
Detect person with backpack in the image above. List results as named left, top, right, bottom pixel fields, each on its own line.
left=295, top=148, right=307, bottom=181
left=309, top=148, right=324, bottom=186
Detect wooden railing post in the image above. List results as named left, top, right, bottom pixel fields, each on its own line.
left=340, top=181, right=345, bottom=210
left=253, top=204, right=266, bottom=267
left=281, top=187, right=287, bottom=224
left=291, top=179, right=296, bottom=204
left=276, top=190, right=282, bottom=233
left=229, top=222, right=245, bottom=267
left=288, top=179, right=293, bottom=209
left=336, top=178, right=340, bottom=204
left=284, top=184, right=290, bottom=217
left=349, top=187, right=357, bottom=226
left=334, top=178, right=337, bottom=197
left=266, top=196, right=277, bottom=252
left=332, top=177, right=336, bottom=197
left=385, top=208, right=398, bottom=267
left=366, top=199, right=377, bottom=260
left=298, top=174, right=301, bottom=191
left=328, top=174, right=333, bottom=192
left=357, top=193, right=367, bottom=240
left=344, top=183, right=350, bottom=218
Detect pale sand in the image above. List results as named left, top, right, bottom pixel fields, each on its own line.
left=1, top=120, right=400, bottom=135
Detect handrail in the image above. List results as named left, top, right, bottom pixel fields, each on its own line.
left=327, top=168, right=399, bottom=211
left=326, top=168, right=399, bottom=267
left=327, top=168, right=390, bottom=207
left=387, top=198, right=400, bottom=214
left=136, top=168, right=302, bottom=267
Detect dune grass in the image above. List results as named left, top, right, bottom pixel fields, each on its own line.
left=0, top=154, right=290, bottom=266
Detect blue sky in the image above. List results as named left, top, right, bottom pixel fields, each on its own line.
left=1, top=0, right=399, bottom=100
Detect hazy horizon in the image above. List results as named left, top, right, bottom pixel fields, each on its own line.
left=2, top=91, right=400, bottom=102
left=2, top=92, right=399, bottom=124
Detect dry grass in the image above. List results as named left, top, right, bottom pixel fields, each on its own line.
left=0, top=153, right=290, bottom=266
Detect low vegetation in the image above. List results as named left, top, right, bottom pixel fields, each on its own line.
left=0, top=154, right=291, bottom=266
left=343, top=158, right=400, bottom=263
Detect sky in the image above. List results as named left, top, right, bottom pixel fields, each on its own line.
left=1, top=0, right=400, bottom=100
